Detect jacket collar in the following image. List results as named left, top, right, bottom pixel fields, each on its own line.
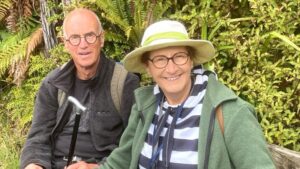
left=50, top=53, right=109, bottom=93
left=205, top=74, right=237, bottom=108
left=134, top=85, right=156, bottom=111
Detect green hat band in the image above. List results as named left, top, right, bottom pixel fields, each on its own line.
left=143, top=32, right=189, bottom=46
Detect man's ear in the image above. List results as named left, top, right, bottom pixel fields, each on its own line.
left=64, top=40, right=70, bottom=52
left=100, top=31, right=105, bottom=48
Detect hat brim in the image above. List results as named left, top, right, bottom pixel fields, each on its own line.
left=123, top=40, right=215, bottom=73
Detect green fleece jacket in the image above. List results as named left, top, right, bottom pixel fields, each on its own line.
left=101, top=74, right=275, bottom=169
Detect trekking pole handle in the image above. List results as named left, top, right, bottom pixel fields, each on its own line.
left=68, top=96, right=87, bottom=114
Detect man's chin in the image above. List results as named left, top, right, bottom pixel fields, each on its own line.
left=80, top=64, right=95, bottom=70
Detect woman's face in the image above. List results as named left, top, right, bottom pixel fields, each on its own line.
left=145, top=46, right=194, bottom=104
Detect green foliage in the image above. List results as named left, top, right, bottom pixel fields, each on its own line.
left=0, top=1, right=299, bottom=168
left=0, top=34, right=28, bottom=77
left=0, top=51, right=67, bottom=168
left=94, top=0, right=171, bottom=60
left=171, top=0, right=300, bottom=151
left=5, top=53, right=60, bottom=126
left=0, top=16, right=40, bottom=81
left=0, top=123, right=21, bottom=169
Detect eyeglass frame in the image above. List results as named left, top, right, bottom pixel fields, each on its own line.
left=148, top=51, right=190, bottom=69
left=65, top=31, right=102, bottom=46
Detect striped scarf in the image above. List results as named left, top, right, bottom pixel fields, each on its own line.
left=139, top=65, right=215, bottom=169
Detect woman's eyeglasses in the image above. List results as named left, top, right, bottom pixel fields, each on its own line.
left=148, top=52, right=190, bottom=69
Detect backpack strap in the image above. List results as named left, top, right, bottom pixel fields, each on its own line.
left=216, top=105, right=224, bottom=135
left=110, top=63, right=128, bottom=114
left=58, top=89, right=66, bottom=107
left=57, top=63, right=128, bottom=114
left=58, top=63, right=68, bottom=107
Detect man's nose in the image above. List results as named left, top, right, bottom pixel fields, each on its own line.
left=78, top=37, right=89, bottom=48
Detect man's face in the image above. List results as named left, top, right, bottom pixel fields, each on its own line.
left=64, top=11, right=104, bottom=70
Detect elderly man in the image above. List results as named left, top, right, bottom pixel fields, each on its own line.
left=20, top=8, right=139, bottom=169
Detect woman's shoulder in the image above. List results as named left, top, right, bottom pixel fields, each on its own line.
left=133, top=85, right=156, bottom=109
left=134, top=85, right=154, bottom=95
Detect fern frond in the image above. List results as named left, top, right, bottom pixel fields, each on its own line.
left=95, top=0, right=171, bottom=53
left=9, top=51, right=30, bottom=86
left=7, top=38, right=29, bottom=76
left=6, top=8, right=18, bottom=32
left=26, top=27, right=43, bottom=58
left=96, top=0, right=130, bottom=30
left=0, top=34, right=29, bottom=85
left=23, top=0, right=33, bottom=18
left=4, top=53, right=58, bottom=128
left=0, top=35, right=18, bottom=74
left=17, top=16, right=41, bottom=38
left=0, top=0, right=11, bottom=21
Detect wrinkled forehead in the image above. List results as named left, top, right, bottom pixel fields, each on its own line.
left=63, top=9, right=102, bottom=37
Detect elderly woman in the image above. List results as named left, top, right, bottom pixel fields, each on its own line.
left=67, top=20, right=275, bottom=169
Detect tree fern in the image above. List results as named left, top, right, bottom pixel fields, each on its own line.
left=5, top=53, right=59, bottom=126
left=95, top=0, right=171, bottom=49
left=0, top=35, right=28, bottom=83
left=0, top=26, right=41, bottom=85
left=26, top=28, right=43, bottom=58
left=0, top=52, right=61, bottom=169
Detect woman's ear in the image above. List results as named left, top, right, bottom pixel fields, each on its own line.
left=190, top=57, right=194, bottom=68
left=145, top=64, right=152, bottom=77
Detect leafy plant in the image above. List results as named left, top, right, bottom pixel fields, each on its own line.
left=93, top=0, right=172, bottom=60
left=170, top=0, right=300, bottom=151
left=0, top=1, right=299, bottom=168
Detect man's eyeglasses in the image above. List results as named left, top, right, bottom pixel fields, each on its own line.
left=148, top=52, right=190, bottom=69
left=66, top=32, right=101, bottom=46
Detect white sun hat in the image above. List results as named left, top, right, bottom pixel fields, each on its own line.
left=123, top=20, right=216, bottom=73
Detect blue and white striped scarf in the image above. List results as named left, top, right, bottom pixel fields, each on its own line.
left=139, top=65, right=215, bottom=169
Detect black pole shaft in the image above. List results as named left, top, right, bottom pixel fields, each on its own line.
left=66, top=113, right=81, bottom=166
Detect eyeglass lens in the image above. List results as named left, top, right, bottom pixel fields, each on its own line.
left=149, top=52, right=189, bottom=68
left=67, top=32, right=99, bottom=46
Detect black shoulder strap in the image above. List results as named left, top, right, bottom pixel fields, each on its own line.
left=203, top=105, right=224, bottom=169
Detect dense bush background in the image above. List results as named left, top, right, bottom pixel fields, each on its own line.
left=0, top=0, right=299, bottom=168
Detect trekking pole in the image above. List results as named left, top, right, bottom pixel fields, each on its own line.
left=66, top=96, right=87, bottom=167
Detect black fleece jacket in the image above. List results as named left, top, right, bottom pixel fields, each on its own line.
left=20, top=54, right=140, bottom=169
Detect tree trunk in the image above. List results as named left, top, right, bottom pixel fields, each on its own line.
left=62, top=0, right=72, bottom=6
left=40, top=0, right=58, bottom=58
left=268, top=144, right=300, bottom=169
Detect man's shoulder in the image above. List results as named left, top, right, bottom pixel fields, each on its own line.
left=42, top=66, right=62, bottom=83
left=113, top=62, right=140, bottom=86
